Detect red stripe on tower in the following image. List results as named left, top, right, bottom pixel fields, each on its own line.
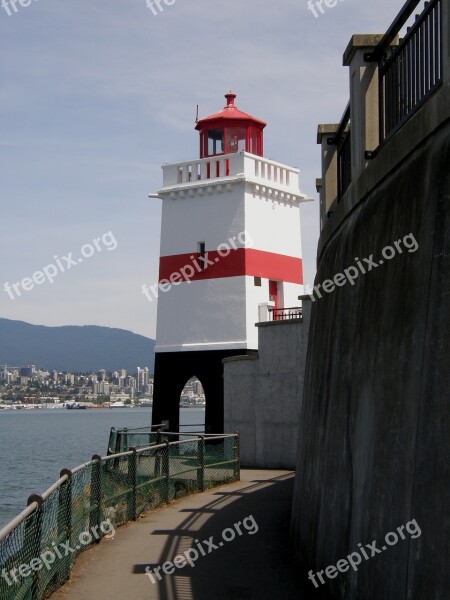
left=159, top=248, right=302, bottom=285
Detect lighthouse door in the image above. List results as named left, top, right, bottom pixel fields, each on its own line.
left=269, top=280, right=279, bottom=309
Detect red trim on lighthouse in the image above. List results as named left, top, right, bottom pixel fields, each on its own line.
left=195, top=92, right=267, bottom=129
left=159, top=248, right=302, bottom=285
left=245, top=249, right=303, bottom=284
left=196, top=92, right=266, bottom=159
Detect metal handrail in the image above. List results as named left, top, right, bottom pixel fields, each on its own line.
left=328, top=102, right=350, bottom=147
left=39, top=475, right=69, bottom=502
left=364, top=0, right=425, bottom=62
left=327, top=103, right=351, bottom=200
left=113, top=423, right=166, bottom=432
left=0, top=503, right=38, bottom=540
left=364, top=0, right=443, bottom=143
left=268, top=306, right=303, bottom=312
left=381, top=0, right=440, bottom=69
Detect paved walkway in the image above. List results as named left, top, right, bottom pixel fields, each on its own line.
left=51, top=470, right=303, bottom=600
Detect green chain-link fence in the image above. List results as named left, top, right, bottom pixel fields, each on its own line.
left=0, top=433, right=239, bottom=600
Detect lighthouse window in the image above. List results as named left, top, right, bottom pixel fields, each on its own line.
left=198, top=241, right=206, bottom=270
left=248, top=126, right=263, bottom=156
left=207, top=129, right=224, bottom=156
left=225, top=127, right=246, bottom=154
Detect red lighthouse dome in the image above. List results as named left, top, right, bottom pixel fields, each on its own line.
left=195, top=92, right=266, bottom=159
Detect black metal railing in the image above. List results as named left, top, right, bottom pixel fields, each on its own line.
left=328, top=103, right=351, bottom=201
left=366, top=0, right=443, bottom=142
left=268, top=306, right=303, bottom=321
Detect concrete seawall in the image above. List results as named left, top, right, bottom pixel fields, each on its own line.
left=291, top=114, right=450, bottom=597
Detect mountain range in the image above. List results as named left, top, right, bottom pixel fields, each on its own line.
left=0, top=318, right=155, bottom=373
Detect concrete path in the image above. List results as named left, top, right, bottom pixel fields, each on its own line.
left=51, top=470, right=303, bottom=600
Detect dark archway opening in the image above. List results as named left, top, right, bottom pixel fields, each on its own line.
left=152, top=349, right=250, bottom=433
left=179, top=376, right=205, bottom=434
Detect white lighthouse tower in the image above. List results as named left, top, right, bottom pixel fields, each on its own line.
left=151, top=92, right=307, bottom=432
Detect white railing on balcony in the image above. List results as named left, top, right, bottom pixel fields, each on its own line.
left=161, top=152, right=300, bottom=194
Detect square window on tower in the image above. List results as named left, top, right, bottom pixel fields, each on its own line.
left=198, top=241, right=206, bottom=270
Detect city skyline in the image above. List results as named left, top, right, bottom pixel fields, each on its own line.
left=1, top=363, right=205, bottom=405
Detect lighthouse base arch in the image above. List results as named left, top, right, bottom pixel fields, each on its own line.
left=152, top=350, right=254, bottom=433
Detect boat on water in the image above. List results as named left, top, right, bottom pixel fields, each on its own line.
left=109, top=401, right=127, bottom=409
left=66, top=402, right=87, bottom=410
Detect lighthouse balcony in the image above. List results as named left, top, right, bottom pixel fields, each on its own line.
left=268, top=306, right=303, bottom=322
left=160, top=151, right=305, bottom=198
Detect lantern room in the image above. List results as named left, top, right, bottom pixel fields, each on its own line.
left=196, top=92, right=266, bottom=159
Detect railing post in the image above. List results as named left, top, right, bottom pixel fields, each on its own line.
left=26, top=494, right=44, bottom=600
left=122, top=428, right=128, bottom=452
left=163, top=441, right=170, bottom=503
left=343, top=35, right=401, bottom=175
left=197, top=436, right=205, bottom=492
left=59, top=469, right=73, bottom=577
left=156, top=427, right=162, bottom=446
left=90, top=455, right=102, bottom=536
left=233, top=434, right=240, bottom=481
left=230, top=150, right=245, bottom=176
left=114, top=430, right=121, bottom=454
left=107, top=427, right=116, bottom=455
left=317, top=124, right=339, bottom=229
left=128, top=448, right=138, bottom=521
left=258, top=302, right=274, bottom=323
left=343, top=35, right=387, bottom=179
left=443, top=0, right=450, bottom=83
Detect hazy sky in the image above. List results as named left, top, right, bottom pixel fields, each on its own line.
left=0, top=0, right=419, bottom=338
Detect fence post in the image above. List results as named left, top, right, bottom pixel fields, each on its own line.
left=59, top=469, right=73, bottom=578
left=114, top=431, right=121, bottom=454
left=26, top=494, right=44, bottom=600
left=163, top=441, right=170, bottom=503
left=317, top=125, right=339, bottom=229
left=233, top=434, right=240, bottom=481
left=197, top=436, right=205, bottom=492
left=90, top=455, right=102, bottom=536
left=107, top=427, right=116, bottom=455
left=128, top=448, right=137, bottom=521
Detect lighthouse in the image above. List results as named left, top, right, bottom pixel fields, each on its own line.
left=151, top=92, right=307, bottom=433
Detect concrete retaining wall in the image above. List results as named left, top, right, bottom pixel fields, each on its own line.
left=224, top=301, right=311, bottom=469
left=291, top=116, right=450, bottom=599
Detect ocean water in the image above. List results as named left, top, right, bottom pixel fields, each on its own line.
left=0, top=407, right=205, bottom=529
